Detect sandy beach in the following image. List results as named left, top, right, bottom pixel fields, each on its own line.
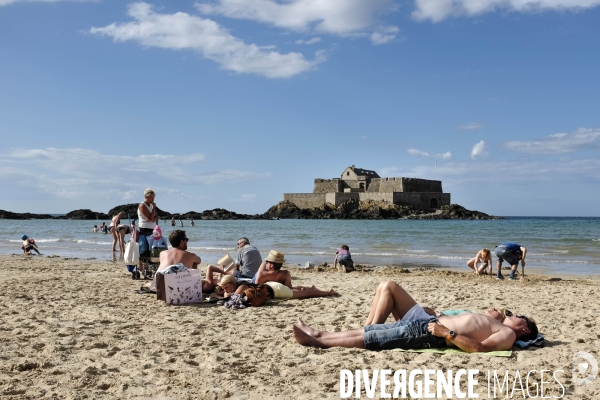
left=1, top=255, right=599, bottom=399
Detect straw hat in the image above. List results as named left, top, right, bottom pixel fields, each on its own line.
left=265, top=250, right=285, bottom=264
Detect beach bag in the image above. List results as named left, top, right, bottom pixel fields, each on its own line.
left=163, top=269, right=203, bottom=305
left=243, top=285, right=271, bottom=307
left=124, top=239, right=139, bottom=264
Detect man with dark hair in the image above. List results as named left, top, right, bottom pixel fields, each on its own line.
left=157, top=230, right=201, bottom=271
left=293, top=280, right=538, bottom=352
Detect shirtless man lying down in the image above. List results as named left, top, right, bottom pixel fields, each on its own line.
left=293, top=280, right=537, bottom=352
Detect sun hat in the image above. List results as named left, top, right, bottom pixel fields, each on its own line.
left=152, top=226, right=162, bottom=239
left=265, top=250, right=285, bottom=264
left=21, top=234, right=28, bottom=240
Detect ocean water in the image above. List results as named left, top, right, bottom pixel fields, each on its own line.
left=1, top=217, right=599, bottom=275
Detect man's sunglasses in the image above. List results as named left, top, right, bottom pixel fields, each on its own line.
left=183, top=238, right=189, bottom=242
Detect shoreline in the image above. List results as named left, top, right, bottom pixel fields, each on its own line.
left=1, top=255, right=597, bottom=398
left=3, top=254, right=600, bottom=280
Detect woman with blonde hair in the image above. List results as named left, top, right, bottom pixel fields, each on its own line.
left=467, top=248, right=493, bottom=275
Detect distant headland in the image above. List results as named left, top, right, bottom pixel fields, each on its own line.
left=0, top=166, right=500, bottom=220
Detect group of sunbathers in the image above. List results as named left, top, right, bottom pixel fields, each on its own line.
left=145, top=231, right=338, bottom=302
left=145, top=229, right=538, bottom=354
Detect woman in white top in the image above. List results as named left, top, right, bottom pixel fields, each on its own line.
left=138, top=188, right=159, bottom=237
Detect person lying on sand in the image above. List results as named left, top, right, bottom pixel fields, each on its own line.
left=247, top=250, right=338, bottom=299
left=364, top=281, right=520, bottom=326
left=293, top=280, right=537, bottom=352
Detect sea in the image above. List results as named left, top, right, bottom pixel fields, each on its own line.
left=1, top=217, right=599, bottom=276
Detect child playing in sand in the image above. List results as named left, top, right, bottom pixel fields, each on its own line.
left=21, top=235, right=42, bottom=255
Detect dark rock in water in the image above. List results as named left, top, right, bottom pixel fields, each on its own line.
left=0, top=210, right=55, bottom=220
left=262, top=201, right=499, bottom=220
left=407, top=204, right=499, bottom=220
left=59, top=209, right=110, bottom=220
left=179, top=208, right=265, bottom=220
left=108, top=203, right=172, bottom=219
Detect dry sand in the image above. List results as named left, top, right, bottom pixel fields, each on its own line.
left=1, top=255, right=599, bottom=399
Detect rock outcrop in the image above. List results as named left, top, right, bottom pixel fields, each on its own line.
left=0, top=210, right=55, bottom=220
left=263, top=200, right=499, bottom=220
left=60, top=209, right=110, bottom=220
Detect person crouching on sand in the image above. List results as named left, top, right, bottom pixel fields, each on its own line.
left=21, top=235, right=42, bottom=255
left=467, top=248, right=493, bottom=275
left=293, top=280, right=537, bottom=352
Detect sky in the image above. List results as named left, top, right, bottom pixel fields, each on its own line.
left=1, top=0, right=599, bottom=216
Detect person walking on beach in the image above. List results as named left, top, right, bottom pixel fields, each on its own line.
left=333, top=245, right=354, bottom=272
left=467, top=248, right=493, bottom=275
left=494, top=242, right=527, bottom=280
left=292, top=280, right=537, bottom=352
left=21, top=235, right=42, bottom=255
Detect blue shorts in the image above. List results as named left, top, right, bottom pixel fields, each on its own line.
left=338, top=256, right=354, bottom=269
left=494, top=245, right=519, bottom=266
left=363, top=317, right=447, bottom=350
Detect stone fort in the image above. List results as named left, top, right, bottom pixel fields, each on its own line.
left=284, top=166, right=451, bottom=210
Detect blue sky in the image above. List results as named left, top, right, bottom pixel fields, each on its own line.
left=1, top=0, right=599, bottom=216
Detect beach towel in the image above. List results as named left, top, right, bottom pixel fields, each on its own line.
left=514, top=333, right=545, bottom=349
left=393, top=348, right=512, bottom=357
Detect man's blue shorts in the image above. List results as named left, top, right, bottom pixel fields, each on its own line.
left=363, top=317, right=447, bottom=350
left=494, top=245, right=519, bottom=266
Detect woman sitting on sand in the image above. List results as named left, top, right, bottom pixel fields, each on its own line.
left=467, top=248, right=493, bottom=275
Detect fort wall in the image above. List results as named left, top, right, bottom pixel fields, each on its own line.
left=284, top=193, right=327, bottom=209
left=313, top=179, right=342, bottom=193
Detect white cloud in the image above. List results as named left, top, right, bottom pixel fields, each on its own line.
left=471, top=140, right=488, bottom=159
left=90, top=2, right=325, bottom=79
left=505, top=127, right=600, bottom=154
left=370, top=25, right=400, bottom=45
left=196, top=0, right=400, bottom=42
left=408, top=148, right=452, bottom=159
left=295, top=37, right=321, bottom=45
left=0, top=147, right=271, bottom=201
left=458, top=122, right=483, bottom=131
left=413, top=0, right=600, bottom=22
